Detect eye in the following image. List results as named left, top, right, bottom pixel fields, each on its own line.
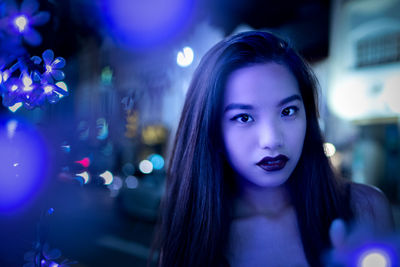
left=281, top=106, right=299, bottom=117
left=231, top=113, right=254, bottom=123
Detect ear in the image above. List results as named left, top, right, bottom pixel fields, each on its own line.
left=329, top=218, right=347, bottom=249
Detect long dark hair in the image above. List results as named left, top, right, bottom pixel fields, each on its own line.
left=152, top=31, right=354, bottom=267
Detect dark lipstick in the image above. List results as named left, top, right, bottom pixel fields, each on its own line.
left=256, top=155, right=289, bottom=172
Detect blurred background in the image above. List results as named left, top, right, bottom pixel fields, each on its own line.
left=0, top=0, right=400, bottom=266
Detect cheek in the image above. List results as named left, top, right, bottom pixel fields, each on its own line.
left=223, top=128, right=239, bottom=155
left=290, top=120, right=307, bottom=152
left=222, top=125, right=250, bottom=160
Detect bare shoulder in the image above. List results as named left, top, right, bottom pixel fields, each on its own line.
left=350, top=182, right=395, bottom=233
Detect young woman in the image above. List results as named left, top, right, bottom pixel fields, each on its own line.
left=152, top=31, right=394, bottom=266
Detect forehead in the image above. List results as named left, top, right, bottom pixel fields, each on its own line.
left=223, top=63, right=300, bottom=106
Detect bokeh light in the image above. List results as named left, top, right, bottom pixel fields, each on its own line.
left=101, top=66, right=113, bottom=85
left=108, top=176, right=123, bottom=197
left=177, top=46, right=194, bottom=67
left=75, top=171, right=90, bottom=184
left=75, top=157, right=90, bottom=168
left=0, top=116, right=48, bottom=212
left=359, top=249, right=391, bottom=267
left=125, top=175, right=139, bottom=189
left=329, top=78, right=370, bottom=120
left=60, top=142, right=70, bottom=153
left=323, top=142, right=336, bottom=157
left=148, top=154, right=165, bottom=170
left=122, top=162, right=135, bottom=176
left=100, top=0, right=197, bottom=50
left=99, top=170, right=114, bottom=185
left=139, top=160, right=153, bottom=174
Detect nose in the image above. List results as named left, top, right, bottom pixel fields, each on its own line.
left=257, top=120, right=283, bottom=150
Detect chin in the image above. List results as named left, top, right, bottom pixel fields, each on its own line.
left=241, top=172, right=290, bottom=188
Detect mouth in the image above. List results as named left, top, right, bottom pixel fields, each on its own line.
left=256, top=154, right=289, bottom=172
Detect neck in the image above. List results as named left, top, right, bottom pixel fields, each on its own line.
left=234, top=183, right=292, bottom=219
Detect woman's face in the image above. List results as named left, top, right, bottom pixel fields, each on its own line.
left=221, top=63, right=306, bottom=188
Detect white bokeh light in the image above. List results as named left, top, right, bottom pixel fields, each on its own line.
left=139, top=160, right=153, bottom=174
left=359, top=249, right=390, bottom=267
left=177, top=46, right=194, bottom=67
left=329, top=78, right=371, bottom=120
left=76, top=171, right=90, bottom=184
left=99, top=170, right=114, bottom=185
left=323, top=142, right=336, bottom=157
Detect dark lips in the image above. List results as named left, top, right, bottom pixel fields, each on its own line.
left=256, top=154, right=289, bottom=172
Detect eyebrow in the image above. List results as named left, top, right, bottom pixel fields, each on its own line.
left=278, top=94, right=302, bottom=106
left=223, top=94, right=302, bottom=113
left=223, top=103, right=253, bottom=113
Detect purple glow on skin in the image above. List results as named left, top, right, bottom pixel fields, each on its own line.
left=100, top=0, right=197, bottom=50
left=0, top=116, right=48, bottom=212
left=222, top=63, right=306, bottom=188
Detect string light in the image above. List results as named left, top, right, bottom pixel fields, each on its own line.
left=14, top=15, right=28, bottom=32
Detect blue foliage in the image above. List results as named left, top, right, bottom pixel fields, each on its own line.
left=0, top=0, right=69, bottom=110
left=23, top=208, right=78, bottom=267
